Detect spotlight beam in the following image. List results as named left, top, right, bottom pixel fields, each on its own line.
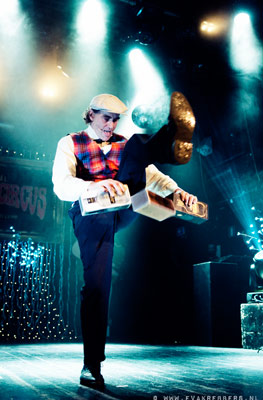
left=230, top=12, right=262, bottom=74
left=76, top=0, right=106, bottom=44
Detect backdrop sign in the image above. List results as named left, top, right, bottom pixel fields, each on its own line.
left=0, top=156, right=64, bottom=242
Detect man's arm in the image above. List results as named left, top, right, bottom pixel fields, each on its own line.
left=145, top=164, right=178, bottom=197
left=52, top=135, right=93, bottom=202
left=145, top=164, right=197, bottom=206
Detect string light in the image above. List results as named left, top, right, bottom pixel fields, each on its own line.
left=0, top=228, right=80, bottom=342
left=0, top=146, right=51, bottom=161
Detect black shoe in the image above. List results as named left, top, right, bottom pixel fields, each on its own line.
left=169, top=92, right=195, bottom=164
left=80, top=363, right=105, bottom=387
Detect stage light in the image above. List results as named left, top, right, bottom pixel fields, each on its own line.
left=0, top=0, right=20, bottom=35
left=76, top=0, right=106, bottom=44
left=200, top=21, right=216, bottom=34
left=128, top=48, right=168, bottom=104
left=230, top=12, right=262, bottom=74
left=1, top=1, right=19, bottom=27
left=129, top=48, right=163, bottom=99
left=1, top=0, right=19, bottom=14
left=129, top=48, right=142, bottom=61
left=252, top=251, right=263, bottom=288
left=199, top=15, right=229, bottom=37
left=234, top=12, right=250, bottom=25
left=209, top=165, right=261, bottom=252
left=36, top=59, right=73, bottom=103
left=41, top=85, right=56, bottom=99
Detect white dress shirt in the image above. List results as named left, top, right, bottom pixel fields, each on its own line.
left=52, top=125, right=179, bottom=202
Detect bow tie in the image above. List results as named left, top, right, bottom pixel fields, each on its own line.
left=93, top=136, right=117, bottom=145
left=93, top=139, right=110, bottom=144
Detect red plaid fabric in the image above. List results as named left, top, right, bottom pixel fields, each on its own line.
left=71, top=131, right=127, bottom=181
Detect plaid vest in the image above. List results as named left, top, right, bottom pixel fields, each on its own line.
left=70, top=131, right=127, bottom=181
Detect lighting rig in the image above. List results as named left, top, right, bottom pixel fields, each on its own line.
left=237, top=207, right=263, bottom=303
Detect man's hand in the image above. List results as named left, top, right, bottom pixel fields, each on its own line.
left=179, top=190, right=198, bottom=207
left=89, top=179, right=126, bottom=197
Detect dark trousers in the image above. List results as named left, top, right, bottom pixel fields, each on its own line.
left=68, top=127, right=174, bottom=365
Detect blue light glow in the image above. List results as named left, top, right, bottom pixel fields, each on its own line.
left=125, top=48, right=170, bottom=136
left=208, top=163, right=261, bottom=251
left=129, top=48, right=167, bottom=104
left=234, top=12, right=250, bottom=25
left=76, top=0, right=106, bottom=44
left=230, top=12, right=262, bottom=74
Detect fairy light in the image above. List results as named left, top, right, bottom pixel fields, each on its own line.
left=0, top=227, right=80, bottom=342
left=0, top=146, right=52, bottom=161
left=237, top=207, right=263, bottom=251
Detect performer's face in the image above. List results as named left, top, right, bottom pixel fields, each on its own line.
left=89, top=110, right=120, bottom=141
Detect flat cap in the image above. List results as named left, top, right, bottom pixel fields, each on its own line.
left=89, top=93, right=128, bottom=114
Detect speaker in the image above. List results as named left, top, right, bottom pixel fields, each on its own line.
left=193, top=261, right=249, bottom=347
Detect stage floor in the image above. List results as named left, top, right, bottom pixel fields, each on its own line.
left=0, top=343, right=262, bottom=400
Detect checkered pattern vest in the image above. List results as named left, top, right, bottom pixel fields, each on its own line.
left=70, top=131, right=127, bottom=181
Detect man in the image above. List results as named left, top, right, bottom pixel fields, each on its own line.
left=52, top=92, right=197, bottom=387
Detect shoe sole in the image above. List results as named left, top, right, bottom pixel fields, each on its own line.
left=80, top=377, right=105, bottom=388
left=170, top=92, right=195, bottom=164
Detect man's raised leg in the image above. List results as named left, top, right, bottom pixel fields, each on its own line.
left=116, top=92, right=196, bottom=195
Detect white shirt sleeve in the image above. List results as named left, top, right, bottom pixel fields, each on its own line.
left=145, top=164, right=180, bottom=197
left=52, top=135, right=92, bottom=202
